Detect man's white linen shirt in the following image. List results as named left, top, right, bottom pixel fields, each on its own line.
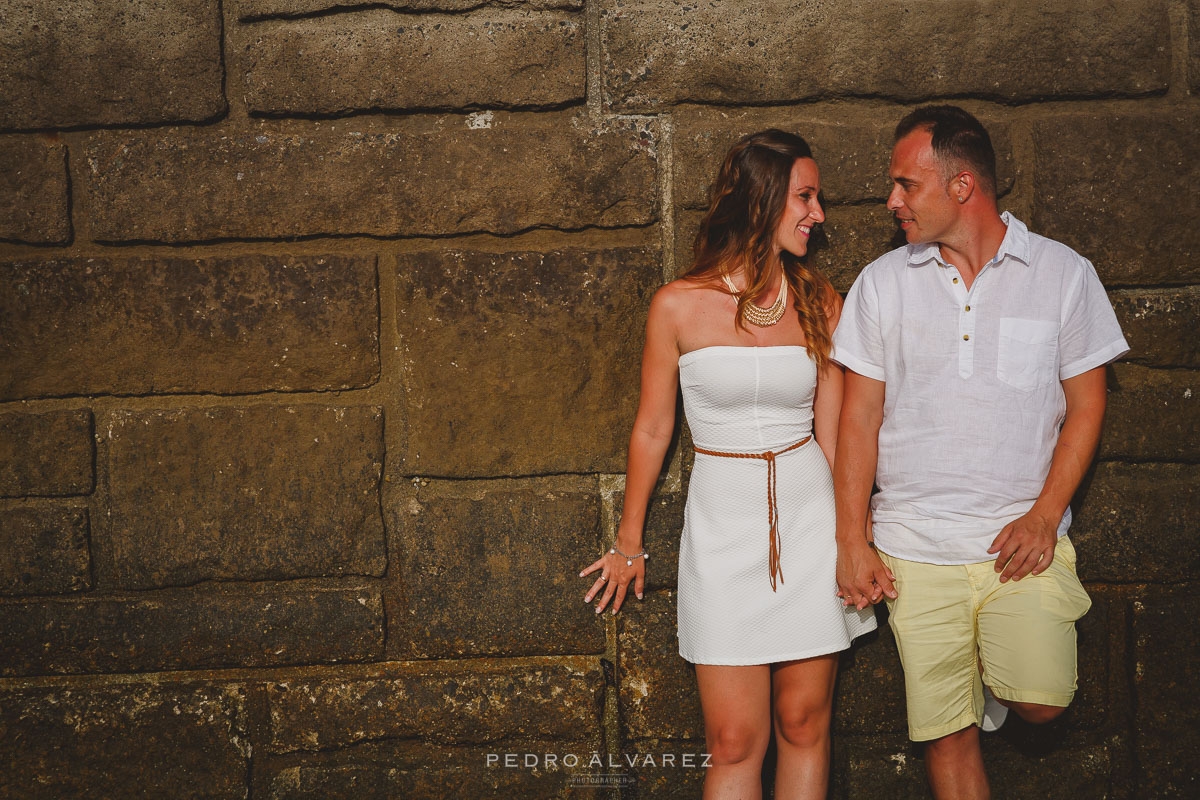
left=832, top=213, right=1129, bottom=565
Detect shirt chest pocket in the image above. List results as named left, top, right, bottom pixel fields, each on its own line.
left=997, top=318, right=1059, bottom=391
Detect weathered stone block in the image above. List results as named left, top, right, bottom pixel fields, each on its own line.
left=395, top=247, right=660, bottom=475
left=267, top=659, right=603, bottom=752
left=617, top=590, right=703, bottom=740
left=0, top=506, right=90, bottom=596
left=613, top=490, right=683, bottom=591
left=671, top=209, right=703, bottom=277
left=1193, top=0, right=1200, bottom=93
left=0, top=410, right=93, bottom=497
left=1071, top=462, right=1198, bottom=583
left=387, top=477, right=606, bottom=658
left=674, top=108, right=1014, bottom=208
left=1072, top=592, right=1117, bottom=731
left=621, top=739, right=709, bottom=798
left=1134, top=588, right=1200, bottom=797
left=256, top=740, right=581, bottom=800
left=0, top=137, right=69, bottom=243
left=0, top=683, right=248, bottom=800
left=1101, top=364, right=1199, bottom=461
left=674, top=114, right=891, bottom=208
left=237, top=9, right=584, bottom=115
left=237, top=0, right=582, bottom=19
left=1110, top=288, right=1200, bottom=369
left=810, top=206, right=908, bottom=292
left=83, top=115, right=657, bottom=242
left=0, top=255, right=379, bottom=399
left=102, top=406, right=384, bottom=588
left=0, top=1, right=224, bottom=130
left=0, top=582, right=382, bottom=675
left=834, top=620, right=905, bottom=735
left=980, top=730, right=1123, bottom=798
left=1034, top=113, right=1200, bottom=285
left=601, top=0, right=1168, bottom=110
left=837, top=734, right=926, bottom=799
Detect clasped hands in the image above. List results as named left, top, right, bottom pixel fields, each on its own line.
left=836, top=541, right=896, bottom=610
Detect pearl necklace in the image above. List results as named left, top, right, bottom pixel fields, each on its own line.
left=722, top=270, right=788, bottom=327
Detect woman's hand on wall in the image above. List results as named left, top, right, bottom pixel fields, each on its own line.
left=579, top=548, right=646, bottom=616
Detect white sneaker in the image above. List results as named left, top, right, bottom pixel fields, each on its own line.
left=981, top=686, right=1009, bottom=732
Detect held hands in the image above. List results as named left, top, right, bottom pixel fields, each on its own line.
left=579, top=543, right=646, bottom=616
left=987, top=508, right=1059, bottom=582
left=836, top=540, right=897, bottom=611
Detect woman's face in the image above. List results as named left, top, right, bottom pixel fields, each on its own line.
left=772, top=157, right=824, bottom=258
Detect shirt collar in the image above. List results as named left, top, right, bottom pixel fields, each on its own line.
left=905, top=211, right=1032, bottom=268
left=994, top=212, right=1031, bottom=266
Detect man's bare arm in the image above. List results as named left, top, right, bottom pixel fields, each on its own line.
left=987, top=365, right=1108, bottom=581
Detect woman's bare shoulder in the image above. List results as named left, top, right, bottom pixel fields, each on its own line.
left=652, top=273, right=700, bottom=309
left=656, top=280, right=721, bottom=331
left=653, top=275, right=721, bottom=310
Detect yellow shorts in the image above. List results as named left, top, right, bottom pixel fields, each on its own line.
left=878, top=536, right=1092, bottom=742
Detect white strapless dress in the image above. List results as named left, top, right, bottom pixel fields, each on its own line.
left=677, top=346, right=876, bottom=665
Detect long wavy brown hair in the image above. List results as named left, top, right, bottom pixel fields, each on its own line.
left=684, top=129, right=837, bottom=368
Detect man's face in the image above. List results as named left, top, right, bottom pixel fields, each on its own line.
left=887, top=129, right=959, bottom=245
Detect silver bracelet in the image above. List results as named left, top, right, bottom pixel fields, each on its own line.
left=610, top=545, right=649, bottom=567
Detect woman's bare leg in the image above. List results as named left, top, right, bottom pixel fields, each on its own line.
left=771, top=654, right=838, bottom=800
left=696, top=663, right=773, bottom=800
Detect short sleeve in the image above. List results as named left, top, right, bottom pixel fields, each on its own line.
left=1058, top=257, right=1130, bottom=380
left=832, top=267, right=887, bottom=381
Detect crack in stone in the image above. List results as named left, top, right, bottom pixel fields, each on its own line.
left=239, top=1, right=582, bottom=24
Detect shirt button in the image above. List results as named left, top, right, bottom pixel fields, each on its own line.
left=953, top=277, right=959, bottom=284
left=963, top=334, right=970, bottom=341
left=965, top=305, right=971, bottom=311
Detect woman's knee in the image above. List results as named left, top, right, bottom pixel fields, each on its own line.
left=706, top=721, right=769, bottom=766
left=773, top=701, right=830, bottom=749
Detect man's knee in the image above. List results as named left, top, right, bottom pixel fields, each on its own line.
left=1008, top=701, right=1067, bottom=725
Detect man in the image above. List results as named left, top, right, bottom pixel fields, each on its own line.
left=831, top=105, right=1128, bottom=798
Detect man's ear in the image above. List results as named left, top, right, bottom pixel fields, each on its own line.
left=954, top=171, right=976, bottom=204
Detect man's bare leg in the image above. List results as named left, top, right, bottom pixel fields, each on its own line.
left=925, top=725, right=989, bottom=800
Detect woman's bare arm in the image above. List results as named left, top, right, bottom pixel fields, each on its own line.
left=581, top=285, right=682, bottom=614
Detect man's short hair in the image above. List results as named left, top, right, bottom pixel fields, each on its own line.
left=895, top=105, right=998, bottom=198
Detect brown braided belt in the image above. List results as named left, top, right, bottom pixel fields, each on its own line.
left=692, top=435, right=812, bottom=592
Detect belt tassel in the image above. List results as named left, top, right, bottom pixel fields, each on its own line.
left=693, top=436, right=810, bottom=592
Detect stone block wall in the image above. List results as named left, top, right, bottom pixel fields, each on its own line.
left=0, top=1, right=1196, bottom=797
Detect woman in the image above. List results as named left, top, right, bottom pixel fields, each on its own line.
left=579, top=129, right=876, bottom=798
